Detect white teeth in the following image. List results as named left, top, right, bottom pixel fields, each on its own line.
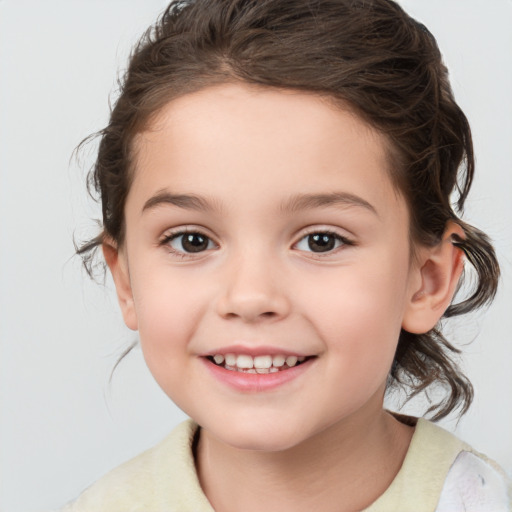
left=213, top=354, right=225, bottom=365
left=211, top=353, right=308, bottom=372
left=272, top=355, right=286, bottom=367
left=254, top=355, right=272, bottom=369
left=225, top=353, right=236, bottom=367
left=286, top=356, right=298, bottom=367
left=236, top=355, right=254, bottom=369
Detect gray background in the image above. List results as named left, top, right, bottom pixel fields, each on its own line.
left=1, top=1, right=511, bottom=511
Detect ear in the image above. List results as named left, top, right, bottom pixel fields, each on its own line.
left=103, top=239, right=138, bottom=331
left=402, top=221, right=465, bottom=334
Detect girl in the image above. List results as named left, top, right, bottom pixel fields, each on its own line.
left=62, top=0, right=510, bottom=510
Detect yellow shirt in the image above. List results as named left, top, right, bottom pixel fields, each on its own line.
left=58, top=418, right=511, bottom=512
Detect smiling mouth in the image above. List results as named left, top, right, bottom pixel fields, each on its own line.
left=206, top=353, right=312, bottom=374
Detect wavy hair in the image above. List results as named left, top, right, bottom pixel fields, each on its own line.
left=78, top=0, right=499, bottom=420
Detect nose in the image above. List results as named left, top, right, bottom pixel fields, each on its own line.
left=215, top=252, right=291, bottom=323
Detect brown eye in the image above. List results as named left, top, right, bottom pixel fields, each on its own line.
left=308, top=233, right=336, bottom=252
left=295, top=231, right=350, bottom=254
left=169, top=232, right=213, bottom=253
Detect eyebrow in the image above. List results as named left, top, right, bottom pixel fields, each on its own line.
left=142, top=191, right=221, bottom=214
left=141, top=190, right=378, bottom=216
left=280, top=192, right=378, bottom=216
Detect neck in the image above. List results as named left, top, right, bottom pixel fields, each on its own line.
left=196, top=409, right=414, bottom=512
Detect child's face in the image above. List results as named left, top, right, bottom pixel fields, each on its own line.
left=113, top=83, right=422, bottom=451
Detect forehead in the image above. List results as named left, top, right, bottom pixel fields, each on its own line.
left=129, top=83, right=403, bottom=218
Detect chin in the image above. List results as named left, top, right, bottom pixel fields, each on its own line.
left=202, top=416, right=314, bottom=453
left=222, top=430, right=300, bottom=452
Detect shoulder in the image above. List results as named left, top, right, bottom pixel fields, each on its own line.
left=57, top=420, right=214, bottom=512
left=436, top=449, right=511, bottom=511
left=366, top=416, right=511, bottom=512
left=412, top=419, right=511, bottom=511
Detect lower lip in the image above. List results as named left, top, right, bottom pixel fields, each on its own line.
left=202, top=357, right=315, bottom=392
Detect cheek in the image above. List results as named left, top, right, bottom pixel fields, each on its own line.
left=129, top=269, right=207, bottom=380
left=300, top=258, right=409, bottom=385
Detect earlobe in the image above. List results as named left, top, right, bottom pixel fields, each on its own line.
left=402, top=222, right=465, bottom=334
left=103, top=240, right=138, bottom=331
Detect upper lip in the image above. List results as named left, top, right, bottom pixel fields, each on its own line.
left=201, top=344, right=313, bottom=358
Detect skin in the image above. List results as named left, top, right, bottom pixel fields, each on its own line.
left=105, top=83, right=465, bottom=511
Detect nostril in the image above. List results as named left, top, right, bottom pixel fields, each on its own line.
left=222, top=309, right=279, bottom=321
left=215, top=289, right=291, bottom=322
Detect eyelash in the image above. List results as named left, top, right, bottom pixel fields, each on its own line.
left=159, top=228, right=355, bottom=259
left=295, top=229, right=355, bottom=257
left=160, top=229, right=217, bottom=259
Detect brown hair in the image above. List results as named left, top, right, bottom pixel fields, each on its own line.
left=78, top=0, right=499, bottom=420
